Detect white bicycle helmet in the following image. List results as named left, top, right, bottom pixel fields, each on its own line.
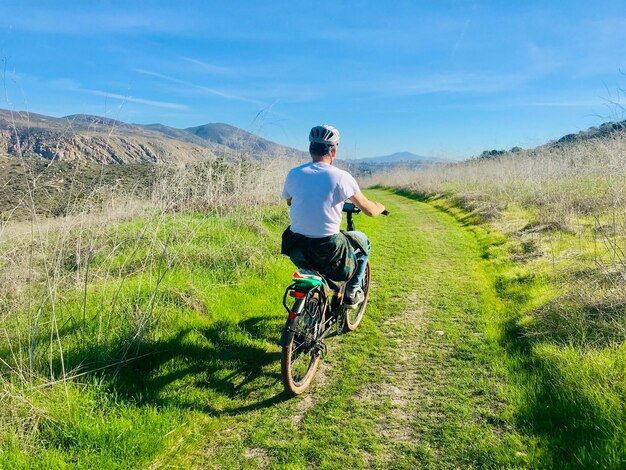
left=309, top=124, right=340, bottom=147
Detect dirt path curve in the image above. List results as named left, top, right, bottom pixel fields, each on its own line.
left=152, top=189, right=525, bottom=469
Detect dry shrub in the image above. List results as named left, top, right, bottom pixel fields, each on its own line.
left=368, top=132, right=626, bottom=229
left=152, top=156, right=297, bottom=213
left=0, top=155, right=296, bottom=302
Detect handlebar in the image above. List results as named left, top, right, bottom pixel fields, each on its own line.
left=342, top=202, right=390, bottom=216
left=343, top=201, right=388, bottom=231
left=342, top=202, right=360, bottom=214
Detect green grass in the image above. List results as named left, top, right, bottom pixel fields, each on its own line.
left=2, top=188, right=624, bottom=468
left=0, top=206, right=292, bottom=468
left=389, top=187, right=626, bottom=469
left=0, top=189, right=529, bottom=468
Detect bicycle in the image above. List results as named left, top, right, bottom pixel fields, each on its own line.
left=279, top=202, right=388, bottom=395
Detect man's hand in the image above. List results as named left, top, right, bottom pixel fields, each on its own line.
left=349, top=192, right=385, bottom=217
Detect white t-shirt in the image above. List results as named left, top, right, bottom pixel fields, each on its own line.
left=281, top=162, right=360, bottom=237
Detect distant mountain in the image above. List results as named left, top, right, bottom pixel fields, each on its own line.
left=355, top=151, right=446, bottom=164
left=0, top=109, right=307, bottom=164
left=338, top=151, right=447, bottom=178
left=186, top=123, right=296, bottom=158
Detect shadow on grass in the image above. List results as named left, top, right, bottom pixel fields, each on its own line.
left=109, top=315, right=290, bottom=416
left=495, top=267, right=622, bottom=467
left=500, top=317, right=618, bottom=468
left=33, top=314, right=291, bottom=417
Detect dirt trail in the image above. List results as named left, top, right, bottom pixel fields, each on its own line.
left=152, top=190, right=523, bottom=469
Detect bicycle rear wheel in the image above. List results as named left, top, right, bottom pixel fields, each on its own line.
left=281, top=293, right=324, bottom=395
left=344, top=260, right=370, bottom=331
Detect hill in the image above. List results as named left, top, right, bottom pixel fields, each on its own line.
left=553, top=119, right=626, bottom=145
left=185, top=122, right=291, bottom=158
left=478, top=119, right=626, bottom=158
left=0, top=109, right=307, bottom=164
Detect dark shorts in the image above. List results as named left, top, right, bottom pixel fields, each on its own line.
left=281, top=227, right=369, bottom=283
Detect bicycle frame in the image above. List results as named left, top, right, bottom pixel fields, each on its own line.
left=280, top=274, right=346, bottom=347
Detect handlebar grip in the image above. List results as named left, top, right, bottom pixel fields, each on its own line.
left=382, top=210, right=390, bottom=216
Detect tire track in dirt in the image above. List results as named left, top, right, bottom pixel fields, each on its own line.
left=291, top=360, right=330, bottom=427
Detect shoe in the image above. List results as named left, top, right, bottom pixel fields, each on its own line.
left=344, top=289, right=364, bottom=309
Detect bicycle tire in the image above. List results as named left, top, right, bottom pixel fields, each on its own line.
left=281, top=294, right=323, bottom=395
left=344, top=260, right=370, bottom=332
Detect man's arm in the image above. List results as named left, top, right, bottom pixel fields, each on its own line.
left=349, top=192, right=385, bottom=217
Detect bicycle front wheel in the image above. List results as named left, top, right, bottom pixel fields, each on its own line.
left=344, top=260, right=370, bottom=332
left=281, top=294, right=323, bottom=395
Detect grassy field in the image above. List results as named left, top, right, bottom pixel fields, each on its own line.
left=2, top=150, right=624, bottom=468
left=368, top=133, right=626, bottom=468
left=0, top=205, right=290, bottom=468
left=390, top=189, right=626, bottom=468
left=0, top=188, right=553, bottom=469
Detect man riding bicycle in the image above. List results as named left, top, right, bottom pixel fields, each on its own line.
left=281, top=125, right=386, bottom=308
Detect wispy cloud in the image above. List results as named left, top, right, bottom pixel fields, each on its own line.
left=51, top=78, right=188, bottom=110
left=439, top=96, right=609, bottom=111
left=351, top=71, right=530, bottom=97
left=180, top=57, right=235, bottom=75
left=82, top=89, right=188, bottom=110
left=134, top=68, right=264, bottom=105
left=522, top=100, right=605, bottom=108
left=1, top=7, right=196, bottom=35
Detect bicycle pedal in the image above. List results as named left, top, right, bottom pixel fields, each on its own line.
left=320, top=342, right=328, bottom=359
left=335, top=312, right=345, bottom=333
left=314, top=340, right=327, bottom=358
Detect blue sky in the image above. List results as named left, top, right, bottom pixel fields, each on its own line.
left=1, top=0, right=625, bottom=159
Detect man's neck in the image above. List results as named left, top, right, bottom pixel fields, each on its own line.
left=312, top=156, right=333, bottom=165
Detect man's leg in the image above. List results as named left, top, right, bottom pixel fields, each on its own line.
left=345, top=231, right=371, bottom=296
left=289, top=248, right=312, bottom=271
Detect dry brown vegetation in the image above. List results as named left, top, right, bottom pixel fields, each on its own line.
left=368, top=133, right=626, bottom=229
left=0, top=154, right=296, bottom=331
